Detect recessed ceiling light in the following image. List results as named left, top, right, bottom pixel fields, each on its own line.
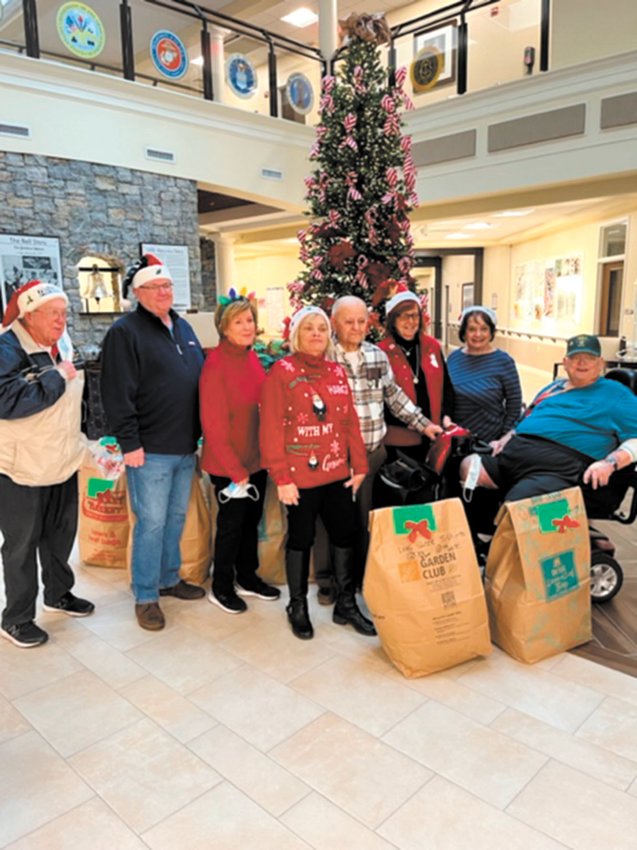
left=282, top=8, right=318, bottom=28
left=494, top=209, right=535, bottom=217
left=446, top=232, right=470, bottom=239
left=192, top=56, right=204, bottom=66
left=465, top=221, right=492, bottom=230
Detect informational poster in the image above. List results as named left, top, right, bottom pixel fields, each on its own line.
left=0, top=233, right=63, bottom=316
left=511, top=254, right=582, bottom=332
left=140, top=243, right=191, bottom=311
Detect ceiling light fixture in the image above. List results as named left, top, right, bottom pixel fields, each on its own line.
left=465, top=221, right=492, bottom=230
left=282, top=8, right=319, bottom=28
left=191, top=56, right=204, bottom=66
left=494, top=209, right=535, bottom=217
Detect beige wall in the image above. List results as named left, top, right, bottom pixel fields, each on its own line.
left=551, top=0, right=637, bottom=69
left=234, top=251, right=302, bottom=336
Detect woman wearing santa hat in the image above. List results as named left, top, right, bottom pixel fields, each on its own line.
left=260, top=305, right=375, bottom=640
left=378, top=290, right=455, bottom=464
left=0, top=280, right=94, bottom=648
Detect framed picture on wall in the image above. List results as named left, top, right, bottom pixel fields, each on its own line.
left=413, top=22, right=457, bottom=89
left=0, top=233, right=63, bottom=321
left=140, top=243, right=191, bottom=311
left=462, top=283, right=474, bottom=310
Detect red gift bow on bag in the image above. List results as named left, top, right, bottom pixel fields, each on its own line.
left=404, top=519, right=432, bottom=543
left=552, top=515, right=580, bottom=534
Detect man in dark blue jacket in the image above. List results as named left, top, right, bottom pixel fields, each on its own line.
left=101, top=255, right=205, bottom=631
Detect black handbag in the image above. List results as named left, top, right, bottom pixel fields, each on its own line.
left=81, top=357, right=112, bottom=440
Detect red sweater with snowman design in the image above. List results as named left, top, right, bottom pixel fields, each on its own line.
left=260, top=352, right=368, bottom=489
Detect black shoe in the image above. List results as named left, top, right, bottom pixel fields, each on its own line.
left=160, top=580, right=206, bottom=600
left=208, top=589, right=247, bottom=614
left=317, top=586, right=334, bottom=606
left=236, top=577, right=281, bottom=600
left=43, top=592, right=95, bottom=618
left=1, top=621, right=49, bottom=648
left=333, top=598, right=377, bottom=637
left=286, top=599, right=313, bottom=640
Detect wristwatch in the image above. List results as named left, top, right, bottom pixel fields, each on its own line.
left=605, top=456, right=619, bottom=471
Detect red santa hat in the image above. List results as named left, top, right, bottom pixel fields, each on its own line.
left=2, top=280, right=68, bottom=328
left=131, top=254, right=172, bottom=290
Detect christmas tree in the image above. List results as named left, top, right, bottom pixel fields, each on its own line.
left=288, top=12, right=420, bottom=332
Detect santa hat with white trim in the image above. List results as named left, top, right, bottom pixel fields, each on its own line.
left=122, top=254, right=172, bottom=299
left=2, top=280, right=68, bottom=328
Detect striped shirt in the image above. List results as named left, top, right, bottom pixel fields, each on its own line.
left=332, top=340, right=430, bottom=452
left=447, top=347, right=522, bottom=443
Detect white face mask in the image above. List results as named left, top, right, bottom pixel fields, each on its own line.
left=218, top=481, right=260, bottom=504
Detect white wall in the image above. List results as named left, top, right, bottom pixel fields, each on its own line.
left=233, top=251, right=302, bottom=336
left=551, top=0, right=637, bottom=69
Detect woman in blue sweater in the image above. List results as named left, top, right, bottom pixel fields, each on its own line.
left=448, top=306, right=522, bottom=447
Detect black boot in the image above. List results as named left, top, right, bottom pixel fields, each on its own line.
left=285, top=549, right=313, bottom=640
left=332, top=546, right=377, bottom=637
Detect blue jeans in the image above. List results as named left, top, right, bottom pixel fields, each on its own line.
left=127, top=453, right=196, bottom=603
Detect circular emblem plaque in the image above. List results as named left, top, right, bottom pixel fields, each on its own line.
left=56, top=2, right=105, bottom=59
left=410, top=46, right=443, bottom=93
left=226, top=54, right=257, bottom=99
left=150, top=30, right=188, bottom=80
left=285, top=73, right=314, bottom=116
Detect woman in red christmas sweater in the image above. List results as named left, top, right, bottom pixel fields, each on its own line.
left=260, top=305, right=375, bottom=641
left=378, top=291, right=455, bottom=464
left=200, top=294, right=280, bottom=615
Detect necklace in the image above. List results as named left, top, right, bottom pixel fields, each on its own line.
left=398, top=340, right=420, bottom=385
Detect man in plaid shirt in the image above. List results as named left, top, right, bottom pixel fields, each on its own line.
left=315, top=296, right=441, bottom=596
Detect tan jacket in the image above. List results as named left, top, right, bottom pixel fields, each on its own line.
left=0, top=322, right=86, bottom=486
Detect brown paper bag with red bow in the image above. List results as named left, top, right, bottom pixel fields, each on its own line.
left=364, top=498, right=491, bottom=678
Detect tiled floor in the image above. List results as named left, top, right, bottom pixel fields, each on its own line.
left=2, top=548, right=637, bottom=849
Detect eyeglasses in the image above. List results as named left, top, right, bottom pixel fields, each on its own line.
left=397, top=311, right=420, bottom=322
left=138, top=283, right=173, bottom=292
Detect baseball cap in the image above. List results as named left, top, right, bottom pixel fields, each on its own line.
left=565, top=334, right=601, bottom=357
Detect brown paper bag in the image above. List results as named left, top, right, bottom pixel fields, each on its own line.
left=364, top=498, right=491, bottom=678
left=255, top=477, right=287, bottom=585
left=78, top=464, right=130, bottom=568
left=178, top=473, right=213, bottom=584
left=485, top=486, right=592, bottom=663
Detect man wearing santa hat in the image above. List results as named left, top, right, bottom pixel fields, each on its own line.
left=101, top=255, right=205, bottom=631
left=0, top=280, right=94, bottom=648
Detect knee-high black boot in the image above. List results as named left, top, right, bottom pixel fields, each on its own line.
left=332, top=546, right=376, bottom=637
left=285, top=549, right=313, bottom=640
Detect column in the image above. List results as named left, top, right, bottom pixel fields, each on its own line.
left=319, top=0, right=338, bottom=64
left=213, top=233, right=236, bottom=297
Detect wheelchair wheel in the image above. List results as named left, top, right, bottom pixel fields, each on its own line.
left=590, top=550, right=624, bottom=603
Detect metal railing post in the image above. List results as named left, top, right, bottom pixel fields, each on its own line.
left=22, top=0, right=40, bottom=59
left=540, top=0, right=551, bottom=71
left=201, top=22, right=214, bottom=100
left=457, top=15, right=468, bottom=95
left=120, top=0, right=135, bottom=81
left=268, top=43, right=278, bottom=117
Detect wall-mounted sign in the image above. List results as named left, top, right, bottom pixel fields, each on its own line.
left=285, top=73, right=314, bottom=116
left=140, top=243, right=191, bottom=311
left=226, top=53, right=257, bottom=99
left=56, top=2, right=105, bottom=60
left=410, top=46, right=443, bottom=93
left=150, top=30, right=188, bottom=80
left=0, top=234, right=63, bottom=320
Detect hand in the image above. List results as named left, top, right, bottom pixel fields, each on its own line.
left=124, top=448, right=145, bottom=467
left=442, top=416, right=456, bottom=430
left=583, top=459, right=615, bottom=490
left=490, top=431, right=514, bottom=456
left=58, top=360, right=77, bottom=381
left=424, top=422, right=443, bottom=441
left=277, top=482, right=300, bottom=506
left=344, top=472, right=366, bottom=496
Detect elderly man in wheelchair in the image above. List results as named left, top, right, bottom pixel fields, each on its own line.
left=460, top=334, right=637, bottom=601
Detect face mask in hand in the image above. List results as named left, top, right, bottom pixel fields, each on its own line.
left=218, top=481, right=260, bottom=504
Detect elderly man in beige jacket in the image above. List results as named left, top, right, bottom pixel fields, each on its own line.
left=0, top=280, right=93, bottom=649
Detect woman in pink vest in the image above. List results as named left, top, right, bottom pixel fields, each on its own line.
left=378, top=291, right=455, bottom=463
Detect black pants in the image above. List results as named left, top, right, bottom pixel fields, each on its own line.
left=481, top=435, right=592, bottom=502
left=286, top=479, right=356, bottom=551
left=0, top=473, right=77, bottom=629
left=210, top=470, right=267, bottom=594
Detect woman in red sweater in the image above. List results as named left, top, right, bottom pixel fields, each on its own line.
left=378, top=291, right=454, bottom=463
left=260, top=305, right=375, bottom=641
left=200, top=295, right=280, bottom=614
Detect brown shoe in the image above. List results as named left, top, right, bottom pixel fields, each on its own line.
left=135, top=602, right=165, bottom=631
left=159, top=580, right=205, bottom=600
